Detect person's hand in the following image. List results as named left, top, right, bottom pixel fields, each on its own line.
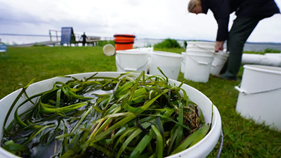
left=215, top=41, right=224, bottom=52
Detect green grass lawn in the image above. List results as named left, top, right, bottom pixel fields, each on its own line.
left=0, top=46, right=280, bottom=157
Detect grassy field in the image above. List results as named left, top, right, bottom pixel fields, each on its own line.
left=0, top=46, right=280, bottom=157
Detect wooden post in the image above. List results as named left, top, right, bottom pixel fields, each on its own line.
left=49, top=30, right=52, bottom=41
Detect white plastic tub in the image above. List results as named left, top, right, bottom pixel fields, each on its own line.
left=149, top=51, right=182, bottom=80
left=184, top=53, right=214, bottom=83
left=210, top=51, right=229, bottom=75
left=235, top=65, right=281, bottom=131
left=115, top=50, right=150, bottom=73
left=0, top=72, right=222, bottom=158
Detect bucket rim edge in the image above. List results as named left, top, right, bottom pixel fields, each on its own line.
left=243, top=65, right=281, bottom=75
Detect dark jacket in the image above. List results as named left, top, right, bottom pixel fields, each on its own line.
left=201, top=0, right=280, bottom=41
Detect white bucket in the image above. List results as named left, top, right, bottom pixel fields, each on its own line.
left=184, top=46, right=214, bottom=75
left=115, top=50, right=150, bottom=73
left=210, top=51, right=229, bottom=75
left=149, top=51, right=182, bottom=80
left=235, top=65, right=281, bottom=131
left=184, top=53, right=214, bottom=83
left=0, top=72, right=222, bottom=158
left=122, top=48, right=153, bottom=72
left=103, top=44, right=115, bottom=56
left=186, top=41, right=215, bottom=52
left=181, top=52, right=187, bottom=73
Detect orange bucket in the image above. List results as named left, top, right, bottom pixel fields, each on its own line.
left=114, top=34, right=135, bottom=51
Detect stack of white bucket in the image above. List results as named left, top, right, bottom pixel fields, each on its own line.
left=182, top=42, right=229, bottom=83
left=235, top=65, right=281, bottom=131
left=115, top=48, right=182, bottom=80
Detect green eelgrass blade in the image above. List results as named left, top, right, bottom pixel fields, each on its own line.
left=180, top=87, right=189, bottom=106
left=71, top=106, right=93, bottom=133
left=190, top=124, right=210, bottom=147
left=56, top=89, right=61, bottom=107
left=90, top=143, right=113, bottom=157
left=175, top=101, right=184, bottom=147
left=129, top=129, right=153, bottom=158
left=3, top=140, right=28, bottom=153
left=167, top=125, right=179, bottom=155
left=157, top=67, right=169, bottom=82
left=125, top=89, right=169, bottom=115
left=171, top=124, right=209, bottom=155
left=116, top=128, right=143, bottom=158
left=148, top=114, right=190, bottom=130
left=151, top=125, right=164, bottom=158
left=62, top=86, right=93, bottom=100
left=39, top=101, right=87, bottom=114
left=12, top=93, right=46, bottom=129
left=90, top=112, right=136, bottom=142
left=3, top=78, right=38, bottom=129
left=155, top=117, right=164, bottom=137
left=113, top=127, right=137, bottom=150
left=23, top=124, right=56, bottom=145
left=114, top=122, right=151, bottom=157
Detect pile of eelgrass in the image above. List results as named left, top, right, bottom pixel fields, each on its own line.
left=1, top=71, right=210, bottom=158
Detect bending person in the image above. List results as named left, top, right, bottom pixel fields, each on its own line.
left=188, top=0, right=280, bottom=80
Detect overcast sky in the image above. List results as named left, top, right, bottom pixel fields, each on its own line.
left=0, top=0, right=281, bottom=43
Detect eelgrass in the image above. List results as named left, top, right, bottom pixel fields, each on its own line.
left=2, top=71, right=209, bottom=158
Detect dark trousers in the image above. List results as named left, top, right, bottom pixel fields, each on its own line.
left=221, top=16, right=264, bottom=77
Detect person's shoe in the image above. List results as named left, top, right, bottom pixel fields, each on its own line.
left=213, top=73, right=237, bottom=81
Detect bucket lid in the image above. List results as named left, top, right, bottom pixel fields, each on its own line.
left=152, top=51, right=182, bottom=58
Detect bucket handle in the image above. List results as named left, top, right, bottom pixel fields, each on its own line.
left=116, top=56, right=151, bottom=72
left=198, top=61, right=210, bottom=65
left=235, top=85, right=281, bottom=95
left=212, top=63, right=226, bottom=67
left=187, top=55, right=213, bottom=65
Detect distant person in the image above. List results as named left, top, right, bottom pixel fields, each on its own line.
left=184, top=41, right=187, bottom=49
left=80, top=32, right=88, bottom=46
left=188, top=0, right=280, bottom=80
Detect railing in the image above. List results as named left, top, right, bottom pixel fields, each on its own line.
left=49, top=30, right=60, bottom=42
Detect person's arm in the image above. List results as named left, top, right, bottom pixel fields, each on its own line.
left=215, top=41, right=224, bottom=52
left=209, top=0, right=231, bottom=51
